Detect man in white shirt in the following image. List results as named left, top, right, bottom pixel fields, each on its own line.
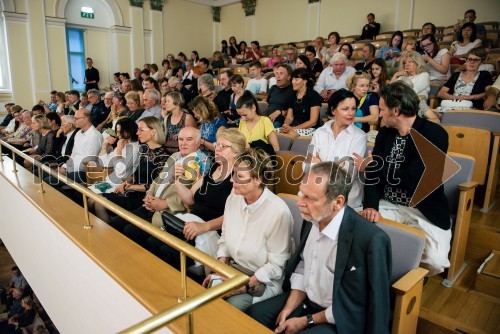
left=246, top=61, right=268, bottom=95
left=136, top=89, right=163, bottom=122
left=248, top=162, right=392, bottom=334
left=45, top=109, right=102, bottom=186
left=314, top=53, right=355, bottom=101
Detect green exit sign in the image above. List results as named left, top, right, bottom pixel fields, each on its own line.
left=81, top=12, right=94, bottom=19
left=81, top=7, right=94, bottom=19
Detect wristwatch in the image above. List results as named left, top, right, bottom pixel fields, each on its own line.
left=306, top=314, right=314, bottom=328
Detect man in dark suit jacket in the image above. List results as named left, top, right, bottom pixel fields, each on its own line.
left=355, top=81, right=451, bottom=276
left=247, top=162, right=392, bottom=334
left=84, top=57, right=99, bottom=91
left=64, top=90, right=80, bottom=115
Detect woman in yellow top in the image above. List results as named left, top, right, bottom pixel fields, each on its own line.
left=237, top=91, right=279, bottom=152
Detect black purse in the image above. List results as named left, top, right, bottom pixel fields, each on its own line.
left=161, top=211, right=194, bottom=245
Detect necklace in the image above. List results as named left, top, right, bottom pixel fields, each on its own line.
left=296, top=89, right=306, bottom=104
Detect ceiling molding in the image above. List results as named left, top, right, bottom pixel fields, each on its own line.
left=183, top=0, right=240, bottom=7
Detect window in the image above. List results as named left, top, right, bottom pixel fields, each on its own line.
left=66, top=28, right=85, bottom=91
left=0, top=14, right=11, bottom=91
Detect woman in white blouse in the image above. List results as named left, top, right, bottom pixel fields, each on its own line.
left=203, top=148, right=294, bottom=311
left=310, top=89, right=367, bottom=208
left=450, top=22, right=482, bottom=61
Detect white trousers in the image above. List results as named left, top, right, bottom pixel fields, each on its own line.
left=378, top=200, right=451, bottom=277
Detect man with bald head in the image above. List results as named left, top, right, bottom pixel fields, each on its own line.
left=109, top=126, right=209, bottom=248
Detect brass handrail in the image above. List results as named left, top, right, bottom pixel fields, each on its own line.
left=0, top=141, right=249, bottom=333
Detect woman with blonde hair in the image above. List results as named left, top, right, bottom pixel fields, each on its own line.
left=122, top=91, right=144, bottom=121
left=390, top=51, right=430, bottom=98
left=346, top=71, right=379, bottom=132
left=190, top=96, right=227, bottom=155
left=23, top=114, right=56, bottom=169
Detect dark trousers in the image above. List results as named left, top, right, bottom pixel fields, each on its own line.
left=246, top=291, right=337, bottom=333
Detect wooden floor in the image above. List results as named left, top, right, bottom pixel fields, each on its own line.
left=419, top=185, right=500, bottom=334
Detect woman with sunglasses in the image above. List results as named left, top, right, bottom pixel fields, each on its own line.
left=438, top=47, right=493, bottom=109
left=420, top=34, right=451, bottom=82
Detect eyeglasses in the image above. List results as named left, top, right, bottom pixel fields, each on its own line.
left=355, top=70, right=366, bottom=75
left=465, top=58, right=481, bottom=63
left=215, top=142, right=232, bottom=150
left=286, top=53, right=295, bottom=56
left=421, top=43, right=433, bottom=48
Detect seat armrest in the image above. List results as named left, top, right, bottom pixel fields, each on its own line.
left=458, top=181, right=478, bottom=191
left=392, top=267, right=428, bottom=294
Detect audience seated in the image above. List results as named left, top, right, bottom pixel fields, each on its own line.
left=395, top=37, right=417, bottom=61
left=390, top=51, right=431, bottom=98
left=354, top=43, right=376, bottom=71
left=280, top=68, right=322, bottom=137
left=314, top=53, right=355, bottom=101
left=122, top=91, right=145, bottom=122
left=358, top=82, right=451, bottom=276
left=111, top=127, right=209, bottom=249
left=80, top=92, right=92, bottom=111
left=346, top=71, right=380, bottom=132
left=213, top=70, right=233, bottom=116
left=450, top=22, right=482, bottom=62
left=51, top=115, right=79, bottom=166
left=339, top=43, right=356, bottom=68
left=44, top=108, right=103, bottom=186
left=237, top=91, right=279, bottom=153
left=0, top=296, right=36, bottom=334
left=137, top=89, right=163, bottom=122
left=229, top=36, right=239, bottom=59
left=265, top=45, right=284, bottom=70
left=224, top=74, right=245, bottom=127
left=167, top=76, right=193, bottom=107
left=63, top=90, right=80, bottom=116
left=211, top=51, right=224, bottom=70
left=203, top=148, right=293, bottom=311
left=87, top=89, right=109, bottom=129
left=96, top=118, right=140, bottom=184
left=247, top=162, right=392, bottom=333
left=284, top=47, right=297, bottom=70
left=483, top=76, right=500, bottom=111
left=377, top=31, right=403, bottom=60
left=453, top=9, right=486, bottom=42
left=197, top=73, right=217, bottom=100
left=438, top=47, right=493, bottom=109
left=97, top=92, right=127, bottom=132
left=360, top=12, right=381, bottom=40
left=310, top=90, right=366, bottom=208
left=89, top=116, right=167, bottom=222
left=39, top=90, right=58, bottom=113
left=421, top=34, right=451, bottom=82
left=0, top=267, right=27, bottom=309
left=321, top=32, right=341, bottom=65
left=0, top=103, right=15, bottom=130
left=23, top=115, right=56, bottom=170
left=190, top=96, right=227, bottom=156
left=265, top=63, right=294, bottom=128
left=148, top=128, right=246, bottom=269
left=416, top=22, right=436, bottom=52
left=369, top=58, right=390, bottom=93
left=305, top=46, right=323, bottom=78
left=163, top=91, right=197, bottom=154
left=246, top=61, right=268, bottom=96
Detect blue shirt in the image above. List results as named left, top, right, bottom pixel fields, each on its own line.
left=378, top=46, right=401, bottom=60
left=201, top=116, right=227, bottom=144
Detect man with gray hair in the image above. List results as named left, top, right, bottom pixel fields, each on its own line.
left=122, top=79, right=132, bottom=94
left=87, top=89, right=109, bottom=128
left=248, top=161, right=392, bottom=333
left=137, top=88, right=163, bottom=122
left=284, top=47, right=298, bottom=70
left=168, top=76, right=193, bottom=106
left=55, top=115, right=79, bottom=164
left=314, top=53, right=355, bottom=100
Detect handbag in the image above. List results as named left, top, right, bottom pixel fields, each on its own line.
left=228, top=259, right=266, bottom=297
left=161, top=211, right=194, bottom=244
